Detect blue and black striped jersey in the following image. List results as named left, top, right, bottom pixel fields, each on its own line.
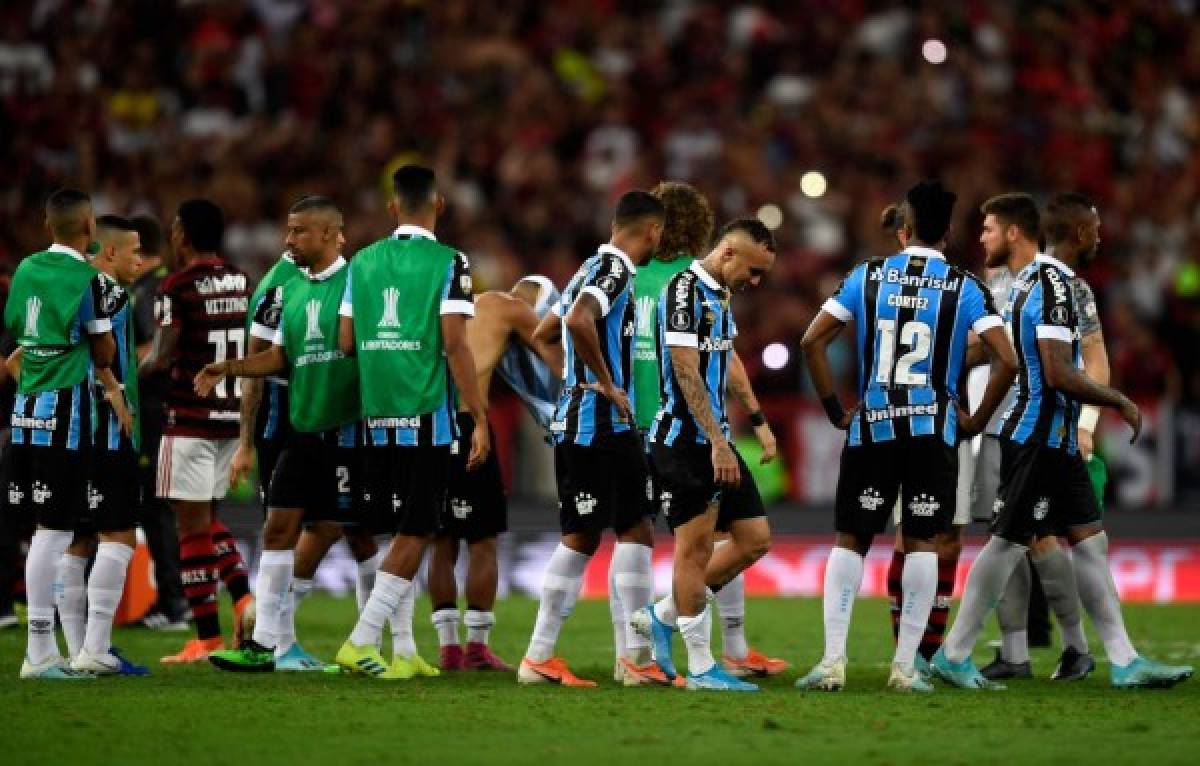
left=996, top=253, right=1082, bottom=453
left=495, top=276, right=562, bottom=431
left=550, top=244, right=638, bottom=446
left=824, top=246, right=1002, bottom=447
left=650, top=261, right=735, bottom=447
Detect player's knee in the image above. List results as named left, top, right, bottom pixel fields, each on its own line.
left=263, top=512, right=302, bottom=550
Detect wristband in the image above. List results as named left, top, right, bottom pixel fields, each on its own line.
left=748, top=410, right=767, bottom=427
left=821, top=395, right=846, bottom=426
left=1079, top=405, right=1100, bottom=433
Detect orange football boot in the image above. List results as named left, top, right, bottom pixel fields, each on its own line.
left=161, top=636, right=225, bottom=664
left=517, top=657, right=597, bottom=687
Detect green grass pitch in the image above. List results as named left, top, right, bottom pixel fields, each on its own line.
left=2, top=596, right=1198, bottom=765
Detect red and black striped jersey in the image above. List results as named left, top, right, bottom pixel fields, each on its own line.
left=154, top=256, right=249, bottom=439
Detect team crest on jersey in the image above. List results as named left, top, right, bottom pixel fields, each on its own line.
left=670, top=310, right=690, bottom=331
left=1050, top=305, right=1070, bottom=326
left=88, top=483, right=104, bottom=511
left=24, top=296, right=41, bottom=338
left=1033, top=497, right=1050, bottom=521
left=101, top=280, right=124, bottom=314
left=859, top=487, right=884, bottom=511
left=459, top=273, right=472, bottom=294
left=451, top=498, right=472, bottom=520
left=305, top=299, right=324, bottom=341
left=31, top=481, right=51, bottom=505
left=660, top=491, right=673, bottom=516
left=377, top=287, right=402, bottom=329
left=908, top=494, right=940, bottom=517
left=597, top=276, right=617, bottom=293
left=575, top=492, right=597, bottom=515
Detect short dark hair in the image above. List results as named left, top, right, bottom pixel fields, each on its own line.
left=130, top=215, right=163, bottom=255
left=905, top=179, right=956, bottom=244
left=880, top=203, right=908, bottom=232
left=289, top=195, right=341, bottom=215
left=1042, top=192, right=1095, bottom=245
left=96, top=214, right=137, bottom=233
left=981, top=193, right=1040, bottom=240
left=45, top=188, right=92, bottom=237
left=613, top=190, right=666, bottom=228
left=177, top=198, right=224, bottom=253
left=392, top=165, right=437, bottom=212
left=720, top=218, right=777, bottom=253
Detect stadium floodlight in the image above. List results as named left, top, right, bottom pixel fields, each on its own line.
left=762, top=342, right=789, bottom=370
left=757, top=203, right=784, bottom=230
left=800, top=171, right=827, bottom=199
left=922, top=38, right=947, bottom=64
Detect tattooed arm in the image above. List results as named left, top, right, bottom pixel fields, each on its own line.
left=669, top=346, right=739, bottom=486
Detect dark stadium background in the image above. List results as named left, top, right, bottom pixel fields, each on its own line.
left=2, top=1, right=1199, bottom=600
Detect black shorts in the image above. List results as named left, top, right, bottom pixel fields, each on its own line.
left=254, top=381, right=293, bottom=513
left=834, top=437, right=957, bottom=541
left=991, top=440, right=1102, bottom=543
left=79, top=443, right=141, bottom=535
left=650, top=440, right=723, bottom=531
left=267, top=429, right=360, bottom=524
left=555, top=430, right=651, bottom=537
left=362, top=444, right=451, bottom=537
left=7, top=443, right=90, bottom=531
left=717, top=448, right=766, bottom=533
left=440, top=413, right=506, bottom=543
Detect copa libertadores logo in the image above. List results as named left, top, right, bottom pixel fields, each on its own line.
left=305, top=299, right=324, bottom=341
left=377, top=287, right=402, bottom=329
left=24, top=295, right=41, bottom=338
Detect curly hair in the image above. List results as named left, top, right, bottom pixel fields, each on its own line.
left=652, top=181, right=714, bottom=261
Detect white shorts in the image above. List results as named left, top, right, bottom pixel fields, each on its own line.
left=157, top=436, right=238, bottom=502
left=891, top=440, right=976, bottom=529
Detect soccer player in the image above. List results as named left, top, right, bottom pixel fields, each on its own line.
left=5, top=189, right=123, bottom=679
left=194, top=196, right=364, bottom=674
left=517, top=190, right=664, bottom=688
left=57, top=215, right=150, bottom=676
left=629, top=182, right=785, bottom=683
left=635, top=218, right=777, bottom=692
left=130, top=215, right=188, bottom=631
left=430, top=276, right=563, bottom=672
left=139, top=199, right=255, bottom=663
left=931, top=192, right=1194, bottom=690
left=976, top=197, right=1107, bottom=682
left=796, top=180, right=1017, bottom=692
left=334, top=164, right=489, bottom=680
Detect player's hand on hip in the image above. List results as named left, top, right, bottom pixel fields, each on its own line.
left=194, top=364, right=223, bottom=397
left=467, top=421, right=491, bottom=472
left=110, top=392, right=134, bottom=438
left=229, top=444, right=255, bottom=487
left=583, top=380, right=633, bottom=424
left=1118, top=396, right=1141, bottom=443
left=754, top=423, right=777, bottom=464
left=712, top=441, right=740, bottom=487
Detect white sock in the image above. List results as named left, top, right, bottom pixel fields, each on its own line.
left=653, top=594, right=678, bottom=629
left=822, top=547, right=864, bottom=663
left=55, top=553, right=88, bottom=660
left=82, top=542, right=133, bottom=657
left=943, top=536, right=1027, bottom=663
left=1071, top=533, right=1137, bottom=667
left=996, top=555, right=1030, bottom=661
left=277, top=577, right=313, bottom=654
left=348, top=572, right=410, bottom=649
left=27, top=529, right=74, bottom=665
left=432, top=608, right=461, bottom=647
left=894, top=551, right=937, bottom=672
left=715, top=573, right=747, bottom=660
left=611, top=542, right=653, bottom=661
left=1033, top=546, right=1089, bottom=654
left=607, top=563, right=627, bottom=659
left=390, top=580, right=418, bottom=659
left=464, top=609, right=494, bottom=645
left=526, top=544, right=590, bottom=662
left=356, top=551, right=383, bottom=612
left=252, top=549, right=293, bottom=649
left=677, top=605, right=715, bottom=675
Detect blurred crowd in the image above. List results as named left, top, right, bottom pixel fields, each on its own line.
left=3, top=0, right=1200, bottom=403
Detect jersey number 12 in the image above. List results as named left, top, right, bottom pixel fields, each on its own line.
left=875, top=319, right=931, bottom=386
